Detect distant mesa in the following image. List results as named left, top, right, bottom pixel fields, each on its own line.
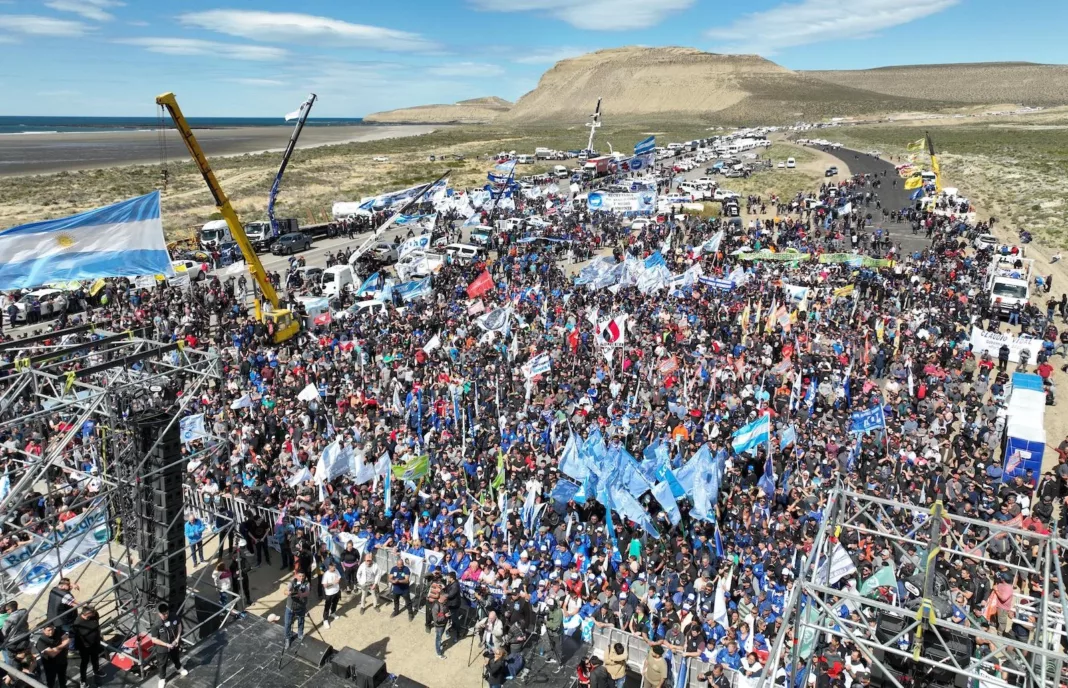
left=363, top=96, right=513, bottom=124
left=365, top=48, right=1068, bottom=127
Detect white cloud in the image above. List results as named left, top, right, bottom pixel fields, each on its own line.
left=0, top=35, right=17, bottom=43
left=227, top=77, right=285, bottom=87
left=44, top=0, right=124, bottom=22
left=427, top=62, right=505, bottom=78
left=178, top=10, right=439, bottom=53
left=469, top=0, right=693, bottom=30
left=0, top=13, right=88, bottom=35
left=707, top=0, right=959, bottom=54
left=118, top=37, right=287, bottom=61
left=512, top=46, right=586, bottom=65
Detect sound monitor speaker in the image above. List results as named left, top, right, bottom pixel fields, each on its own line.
left=193, top=595, right=224, bottom=640
left=330, top=647, right=386, bottom=688
left=294, top=636, right=334, bottom=668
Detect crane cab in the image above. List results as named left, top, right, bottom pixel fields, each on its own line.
left=265, top=309, right=299, bottom=343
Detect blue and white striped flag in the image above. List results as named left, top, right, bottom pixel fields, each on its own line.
left=634, top=136, right=655, bottom=155
left=0, top=191, right=172, bottom=290
left=731, top=414, right=770, bottom=455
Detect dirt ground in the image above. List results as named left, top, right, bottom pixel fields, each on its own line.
left=15, top=535, right=484, bottom=686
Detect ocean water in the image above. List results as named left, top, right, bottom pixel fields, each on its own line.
left=0, top=116, right=364, bottom=135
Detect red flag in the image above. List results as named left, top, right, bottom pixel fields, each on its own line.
left=313, top=311, right=332, bottom=326
left=466, top=270, right=495, bottom=298
left=568, top=329, right=579, bottom=352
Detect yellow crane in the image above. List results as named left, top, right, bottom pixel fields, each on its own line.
left=156, top=92, right=299, bottom=343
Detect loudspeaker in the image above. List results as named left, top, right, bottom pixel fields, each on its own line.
left=921, top=629, right=974, bottom=686
left=330, top=647, right=386, bottom=688
left=294, top=636, right=334, bottom=668
left=193, top=594, right=223, bottom=639
left=874, top=614, right=911, bottom=672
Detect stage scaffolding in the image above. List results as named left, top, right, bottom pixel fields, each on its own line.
left=760, top=488, right=1068, bottom=688
left=0, top=325, right=236, bottom=681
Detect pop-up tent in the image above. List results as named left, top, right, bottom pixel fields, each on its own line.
left=1002, top=373, right=1046, bottom=481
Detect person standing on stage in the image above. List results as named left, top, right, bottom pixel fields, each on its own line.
left=283, top=569, right=311, bottom=648
left=150, top=603, right=187, bottom=688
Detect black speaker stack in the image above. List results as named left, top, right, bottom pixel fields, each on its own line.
left=330, top=647, right=387, bottom=688
left=131, top=412, right=188, bottom=612
left=872, top=613, right=974, bottom=688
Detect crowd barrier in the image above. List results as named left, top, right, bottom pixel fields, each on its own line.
left=182, top=486, right=431, bottom=605
left=589, top=624, right=743, bottom=688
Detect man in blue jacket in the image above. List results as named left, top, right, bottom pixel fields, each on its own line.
left=185, top=514, right=206, bottom=566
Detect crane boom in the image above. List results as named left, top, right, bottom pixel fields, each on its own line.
left=269, top=94, right=317, bottom=234
left=156, top=92, right=298, bottom=342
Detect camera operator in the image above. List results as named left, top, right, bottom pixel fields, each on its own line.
left=502, top=589, right=533, bottom=635
left=475, top=610, right=505, bottom=653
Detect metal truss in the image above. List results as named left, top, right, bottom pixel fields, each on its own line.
left=761, top=488, right=1068, bottom=688
left=0, top=325, right=230, bottom=681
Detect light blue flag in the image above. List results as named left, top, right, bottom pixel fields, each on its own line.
left=758, top=454, right=776, bottom=497
left=731, top=415, right=770, bottom=455
left=383, top=460, right=393, bottom=516
left=692, top=449, right=714, bottom=522
left=617, top=447, right=652, bottom=497
left=634, top=136, right=655, bottom=155
left=573, top=472, right=599, bottom=505
left=559, top=432, right=588, bottom=481
left=599, top=487, right=623, bottom=565
left=0, top=191, right=172, bottom=290
left=651, top=481, right=681, bottom=526
left=779, top=424, right=797, bottom=450
left=355, top=272, right=381, bottom=296
left=805, top=379, right=817, bottom=411
left=640, top=439, right=668, bottom=482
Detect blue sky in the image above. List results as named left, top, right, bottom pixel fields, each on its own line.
left=0, top=0, right=1065, bottom=117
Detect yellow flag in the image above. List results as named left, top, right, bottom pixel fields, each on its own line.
left=930, top=155, right=942, bottom=191
left=904, top=176, right=923, bottom=190
left=906, top=138, right=925, bottom=152
left=875, top=318, right=885, bottom=343
left=833, top=284, right=855, bottom=298
left=89, top=278, right=107, bottom=296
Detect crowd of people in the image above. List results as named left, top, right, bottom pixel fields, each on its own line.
left=2, top=150, right=1067, bottom=688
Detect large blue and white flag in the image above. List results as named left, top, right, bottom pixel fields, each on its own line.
left=634, top=136, right=656, bottom=155
left=355, top=272, right=382, bottom=297
left=731, top=414, right=770, bottom=455
left=850, top=405, right=886, bottom=434
left=559, top=432, right=587, bottom=481
left=179, top=414, right=208, bottom=444
left=0, top=191, right=172, bottom=291
left=779, top=424, right=797, bottom=450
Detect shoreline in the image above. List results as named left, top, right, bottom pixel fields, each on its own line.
left=0, top=124, right=440, bottom=177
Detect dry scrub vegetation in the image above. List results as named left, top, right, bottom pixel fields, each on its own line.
left=833, top=124, right=1068, bottom=247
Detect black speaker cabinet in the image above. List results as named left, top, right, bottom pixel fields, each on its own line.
left=330, top=646, right=386, bottom=688
left=294, top=635, right=334, bottom=667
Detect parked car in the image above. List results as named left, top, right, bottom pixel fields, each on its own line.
left=271, top=232, right=312, bottom=255
left=170, top=259, right=208, bottom=281
left=777, top=161, right=786, bottom=169
left=974, top=234, right=999, bottom=251
left=368, top=241, right=398, bottom=264
left=825, top=166, right=838, bottom=177
left=785, top=158, right=796, bottom=169
left=10, top=288, right=68, bottom=323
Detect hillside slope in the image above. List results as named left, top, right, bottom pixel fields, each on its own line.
left=364, top=96, right=512, bottom=124
left=502, top=46, right=944, bottom=125
left=806, top=63, right=1068, bottom=106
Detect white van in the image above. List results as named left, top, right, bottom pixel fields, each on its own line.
left=320, top=265, right=355, bottom=298
left=517, top=154, right=534, bottom=164
left=445, top=243, right=484, bottom=265
left=553, top=165, right=569, bottom=179
left=785, top=158, right=796, bottom=169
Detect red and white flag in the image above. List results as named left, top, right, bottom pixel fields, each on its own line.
left=313, top=311, right=332, bottom=326
left=595, top=315, right=626, bottom=347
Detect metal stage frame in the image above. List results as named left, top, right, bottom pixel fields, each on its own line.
left=761, top=488, right=1068, bottom=688
left=0, top=325, right=234, bottom=683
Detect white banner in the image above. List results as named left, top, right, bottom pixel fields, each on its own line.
left=522, top=352, right=552, bottom=379
left=586, top=191, right=656, bottom=214
left=297, top=384, right=320, bottom=402
left=179, top=413, right=207, bottom=443
left=970, top=326, right=1042, bottom=363
left=314, top=439, right=356, bottom=483
left=398, top=234, right=431, bottom=259
left=1, top=505, right=110, bottom=593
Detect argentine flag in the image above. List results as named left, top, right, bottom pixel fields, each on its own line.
left=731, top=414, right=770, bottom=455
left=0, top=191, right=172, bottom=291
left=634, top=136, right=655, bottom=155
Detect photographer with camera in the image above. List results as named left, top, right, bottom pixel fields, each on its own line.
left=474, top=610, right=505, bottom=652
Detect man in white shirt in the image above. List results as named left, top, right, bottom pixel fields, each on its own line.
left=356, top=554, right=381, bottom=611
left=320, top=562, right=342, bottom=628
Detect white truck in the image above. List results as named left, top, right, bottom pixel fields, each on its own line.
left=198, top=220, right=232, bottom=250
left=320, top=264, right=355, bottom=299
left=987, top=256, right=1033, bottom=315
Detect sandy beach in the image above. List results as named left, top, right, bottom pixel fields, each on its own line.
left=0, top=124, right=438, bottom=176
